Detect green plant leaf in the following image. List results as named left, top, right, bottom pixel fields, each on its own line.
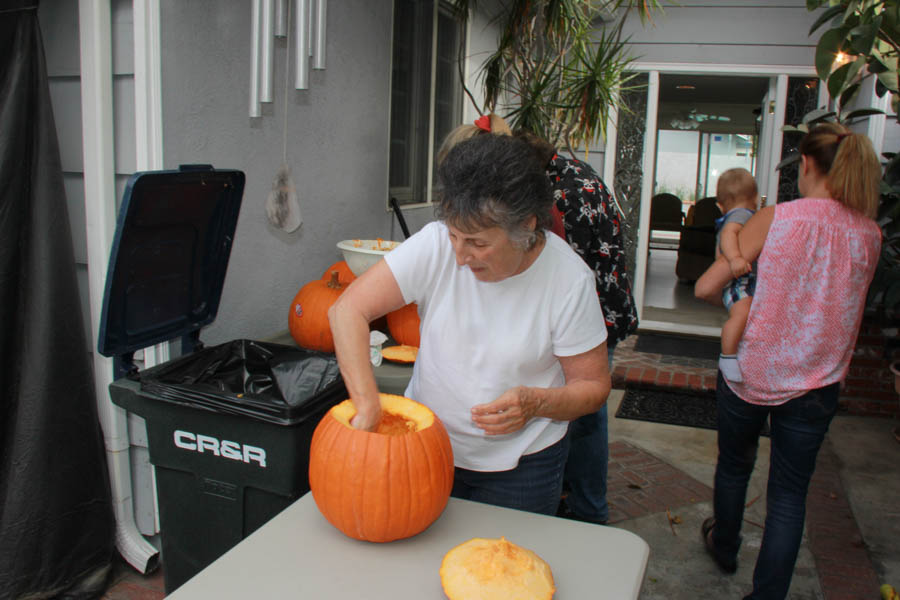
left=808, top=4, right=846, bottom=35
left=884, top=2, right=900, bottom=35
left=828, top=57, right=865, bottom=100
left=844, top=107, right=885, bottom=120
left=776, top=153, right=802, bottom=170
left=878, top=69, right=900, bottom=94
left=801, top=108, right=836, bottom=124
left=841, top=2, right=860, bottom=27
left=481, top=51, right=504, bottom=110
left=838, top=80, right=862, bottom=108
left=849, top=19, right=881, bottom=56
left=806, top=0, right=827, bottom=11
left=885, top=154, right=900, bottom=188
left=867, top=49, right=888, bottom=73
left=815, top=28, right=846, bottom=81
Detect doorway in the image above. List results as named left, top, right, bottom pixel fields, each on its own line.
left=642, top=73, right=770, bottom=335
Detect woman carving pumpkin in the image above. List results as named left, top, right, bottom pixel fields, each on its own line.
left=328, top=134, right=611, bottom=515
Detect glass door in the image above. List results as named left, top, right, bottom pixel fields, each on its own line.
left=697, top=132, right=757, bottom=200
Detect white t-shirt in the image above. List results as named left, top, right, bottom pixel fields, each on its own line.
left=384, top=221, right=607, bottom=471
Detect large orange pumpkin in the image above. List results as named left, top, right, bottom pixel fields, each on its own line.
left=308, top=394, right=454, bottom=542
left=321, top=261, right=356, bottom=286
left=288, top=271, right=345, bottom=352
left=386, top=302, right=420, bottom=347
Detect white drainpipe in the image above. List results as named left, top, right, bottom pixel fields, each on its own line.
left=78, top=0, right=159, bottom=573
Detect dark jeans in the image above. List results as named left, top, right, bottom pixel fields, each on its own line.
left=712, top=371, right=840, bottom=600
left=562, top=344, right=616, bottom=522
left=451, top=434, right=569, bottom=515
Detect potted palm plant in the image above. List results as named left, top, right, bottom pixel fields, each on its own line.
left=448, top=0, right=663, bottom=153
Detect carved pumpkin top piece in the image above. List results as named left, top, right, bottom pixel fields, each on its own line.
left=440, top=536, right=555, bottom=600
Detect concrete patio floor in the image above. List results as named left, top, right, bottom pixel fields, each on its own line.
left=101, top=340, right=900, bottom=599
left=606, top=388, right=900, bottom=599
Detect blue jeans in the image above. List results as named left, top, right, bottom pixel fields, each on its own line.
left=451, top=434, right=569, bottom=515
left=561, top=344, right=615, bottom=522
left=712, top=371, right=840, bottom=600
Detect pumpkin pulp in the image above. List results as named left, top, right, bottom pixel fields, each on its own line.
left=376, top=413, right=417, bottom=435
left=330, top=395, right=433, bottom=433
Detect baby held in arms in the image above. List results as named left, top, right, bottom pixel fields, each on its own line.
left=714, top=168, right=759, bottom=382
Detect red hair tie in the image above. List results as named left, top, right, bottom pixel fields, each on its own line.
left=837, top=132, right=851, bottom=142
left=474, top=115, right=491, bottom=132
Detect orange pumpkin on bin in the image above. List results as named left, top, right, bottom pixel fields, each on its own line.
left=308, top=394, right=454, bottom=542
left=386, top=302, right=420, bottom=347
left=288, top=271, right=345, bottom=352
left=321, top=260, right=356, bottom=286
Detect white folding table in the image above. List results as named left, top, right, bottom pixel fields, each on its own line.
left=167, top=493, right=649, bottom=599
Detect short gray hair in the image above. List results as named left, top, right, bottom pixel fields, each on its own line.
left=435, top=134, right=552, bottom=250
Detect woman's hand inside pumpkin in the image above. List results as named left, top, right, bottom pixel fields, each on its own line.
left=471, top=387, right=540, bottom=435
left=350, top=399, right=383, bottom=431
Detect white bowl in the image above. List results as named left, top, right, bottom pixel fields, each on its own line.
left=337, top=239, right=401, bottom=276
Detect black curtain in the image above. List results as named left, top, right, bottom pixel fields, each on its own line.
left=0, top=2, right=116, bottom=598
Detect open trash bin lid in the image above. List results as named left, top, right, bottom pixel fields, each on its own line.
left=97, top=165, right=245, bottom=358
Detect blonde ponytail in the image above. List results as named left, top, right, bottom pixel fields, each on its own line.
left=827, top=133, right=880, bottom=218
left=799, top=123, right=881, bottom=218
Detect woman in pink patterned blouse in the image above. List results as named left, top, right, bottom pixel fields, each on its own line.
left=694, top=122, right=882, bottom=600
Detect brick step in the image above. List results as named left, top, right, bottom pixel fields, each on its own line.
left=612, top=365, right=717, bottom=395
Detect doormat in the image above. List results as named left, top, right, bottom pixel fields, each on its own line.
left=633, top=333, right=721, bottom=361
left=615, top=388, right=770, bottom=436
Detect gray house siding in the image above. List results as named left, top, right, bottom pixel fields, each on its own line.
left=620, top=1, right=818, bottom=67
left=159, top=0, right=395, bottom=345
left=41, top=0, right=136, bottom=353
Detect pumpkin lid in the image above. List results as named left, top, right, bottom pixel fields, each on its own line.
left=440, top=537, right=555, bottom=600
left=98, top=165, right=245, bottom=359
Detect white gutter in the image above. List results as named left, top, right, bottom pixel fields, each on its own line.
left=78, top=0, right=159, bottom=574
left=134, top=0, right=169, bottom=368
left=134, top=0, right=167, bottom=537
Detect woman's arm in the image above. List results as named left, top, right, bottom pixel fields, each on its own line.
left=470, top=342, right=611, bottom=435
left=328, top=260, right=408, bottom=431
left=695, top=205, right=776, bottom=304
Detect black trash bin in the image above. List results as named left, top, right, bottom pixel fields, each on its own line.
left=98, top=166, right=346, bottom=594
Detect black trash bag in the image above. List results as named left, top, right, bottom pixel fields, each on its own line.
left=138, top=340, right=345, bottom=425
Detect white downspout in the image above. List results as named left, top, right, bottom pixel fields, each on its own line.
left=134, top=0, right=167, bottom=537
left=134, top=0, right=169, bottom=366
left=78, top=0, right=159, bottom=573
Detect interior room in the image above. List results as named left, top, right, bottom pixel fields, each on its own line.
left=643, top=73, right=771, bottom=332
